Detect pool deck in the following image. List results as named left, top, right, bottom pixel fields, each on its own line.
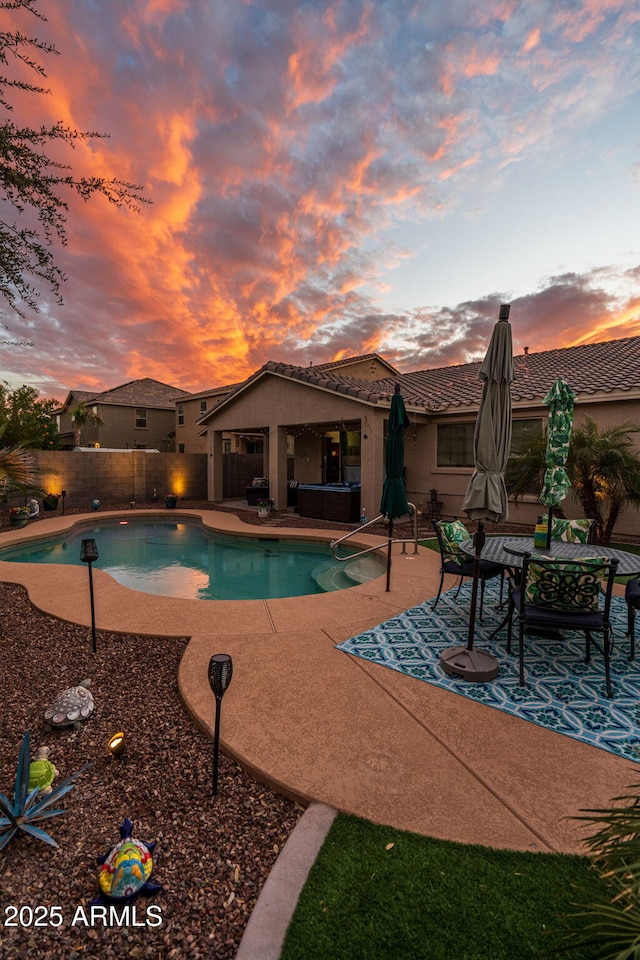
left=1, top=508, right=636, bottom=855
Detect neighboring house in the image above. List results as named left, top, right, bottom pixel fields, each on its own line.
left=198, top=335, right=640, bottom=535
left=55, top=378, right=192, bottom=451
left=176, top=384, right=244, bottom=454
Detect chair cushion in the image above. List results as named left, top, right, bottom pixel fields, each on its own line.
left=626, top=578, right=640, bottom=609
left=524, top=556, right=608, bottom=612
left=438, top=520, right=470, bottom=566
left=542, top=516, right=593, bottom=543
left=478, top=560, right=506, bottom=580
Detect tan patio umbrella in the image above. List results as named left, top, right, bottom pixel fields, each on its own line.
left=441, top=304, right=514, bottom=682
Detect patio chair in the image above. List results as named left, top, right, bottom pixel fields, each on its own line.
left=432, top=519, right=506, bottom=622
left=541, top=516, right=595, bottom=544
left=625, top=577, right=640, bottom=661
left=506, top=553, right=619, bottom=698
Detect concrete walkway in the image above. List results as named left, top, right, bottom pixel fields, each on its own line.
left=1, top=508, right=634, bottom=855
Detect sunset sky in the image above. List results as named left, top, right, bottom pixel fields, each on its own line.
left=1, top=0, right=639, bottom=400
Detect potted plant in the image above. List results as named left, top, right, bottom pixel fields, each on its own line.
left=42, top=493, right=60, bottom=511
left=9, top=506, right=30, bottom=528
left=256, top=498, right=274, bottom=518
left=164, top=494, right=178, bottom=509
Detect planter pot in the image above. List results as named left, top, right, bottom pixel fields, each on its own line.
left=164, top=496, right=177, bottom=509
left=43, top=496, right=59, bottom=511
left=10, top=516, right=29, bottom=529
left=257, top=508, right=270, bottom=518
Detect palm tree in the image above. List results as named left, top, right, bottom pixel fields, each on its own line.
left=0, top=445, right=38, bottom=496
left=506, top=417, right=640, bottom=544
left=69, top=403, right=103, bottom=446
left=506, top=428, right=567, bottom=517
left=569, top=417, right=640, bottom=544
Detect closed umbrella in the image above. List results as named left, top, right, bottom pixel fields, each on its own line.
left=380, top=383, right=410, bottom=591
left=540, top=378, right=576, bottom=548
left=441, top=304, right=514, bottom=682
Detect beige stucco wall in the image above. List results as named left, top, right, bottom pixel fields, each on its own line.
left=60, top=404, right=177, bottom=451
left=409, top=396, right=640, bottom=536
left=175, top=397, right=211, bottom=453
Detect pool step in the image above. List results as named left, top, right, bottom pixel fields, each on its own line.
left=343, top=555, right=384, bottom=584
left=311, top=555, right=384, bottom=593
left=311, top=560, right=354, bottom=593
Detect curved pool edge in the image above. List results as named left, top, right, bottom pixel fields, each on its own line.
left=0, top=508, right=398, bottom=637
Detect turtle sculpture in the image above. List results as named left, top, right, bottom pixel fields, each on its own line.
left=44, top=679, right=95, bottom=730
left=95, top=818, right=162, bottom=904
left=27, top=745, right=59, bottom=796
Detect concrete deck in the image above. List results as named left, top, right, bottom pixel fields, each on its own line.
left=1, top=508, right=634, bottom=854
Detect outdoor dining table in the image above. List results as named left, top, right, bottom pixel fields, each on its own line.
left=459, top=535, right=640, bottom=643
left=459, top=535, right=640, bottom=577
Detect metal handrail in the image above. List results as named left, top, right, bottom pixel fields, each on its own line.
left=330, top=502, right=420, bottom=561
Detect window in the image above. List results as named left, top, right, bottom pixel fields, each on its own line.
left=222, top=439, right=231, bottom=454
left=437, top=418, right=543, bottom=468
left=177, top=403, right=184, bottom=426
left=200, top=400, right=207, bottom=414
left=135, top=408, right=147, bottom=429
left=511, top=418, right=543, bottom=448
left=178, top=443, right=185, bottom=453
left=437, top=423, right=475, bottom=467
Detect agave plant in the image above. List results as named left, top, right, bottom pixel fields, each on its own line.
left=0, top=731, right=86, bottom=851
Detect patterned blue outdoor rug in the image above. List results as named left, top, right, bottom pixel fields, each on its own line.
left=337, top=579, right=640, bottom=763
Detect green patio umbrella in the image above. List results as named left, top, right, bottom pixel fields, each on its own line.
left=442, top=304, right=514, bottom=682
left=380, top=383, right=411, bottom=591
left=540, top=378, right=576, bottom=547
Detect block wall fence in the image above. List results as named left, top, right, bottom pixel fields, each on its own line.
left=26, top=451, right=208, bottom=507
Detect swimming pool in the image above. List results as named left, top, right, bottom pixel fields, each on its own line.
left=0, top=519, right=385, bottom=600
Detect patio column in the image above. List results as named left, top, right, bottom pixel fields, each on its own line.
left=208, top=429, right=224, bottom=502
left=360, top=413, right=384, bottom=520
left=268, top=425, right=288, bottom=510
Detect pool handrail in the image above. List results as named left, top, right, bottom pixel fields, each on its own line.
left=330, top=503, right=419, bottom=591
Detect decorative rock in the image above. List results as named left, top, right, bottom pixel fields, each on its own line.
left=44, top=679, right=95, bottom=729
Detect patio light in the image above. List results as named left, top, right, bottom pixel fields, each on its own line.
left=61, top=489, right=66, bottom=515
left=107, top=731, right=126, bottom=759
left=208, top=654, right=233, bottom=796
left=80, top=538, right=99, bottom=653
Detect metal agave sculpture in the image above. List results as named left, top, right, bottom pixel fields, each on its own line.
left=0, top=731, right=87, bottom=851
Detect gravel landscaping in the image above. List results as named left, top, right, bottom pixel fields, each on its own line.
left=0, top=501, right=311, bottom=959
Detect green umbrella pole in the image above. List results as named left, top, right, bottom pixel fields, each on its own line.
left=385, top=519, right=393, bottom=591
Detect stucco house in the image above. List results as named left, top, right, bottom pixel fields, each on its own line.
left=182, top=354, right=398, bottom=456
left=55, top=378, right=192, bottom=451
left=198, top=335, right=640, bottom=536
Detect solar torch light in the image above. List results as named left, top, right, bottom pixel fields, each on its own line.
left=208, top=654, right=233, bottom=796
left=80, top=538, right=99, bottom=653
left=61, top=489, right=66, bottom=515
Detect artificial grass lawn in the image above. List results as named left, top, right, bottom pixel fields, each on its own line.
left=281, top=814, right=608, bottom=960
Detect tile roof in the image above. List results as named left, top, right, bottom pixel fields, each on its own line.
left=90, top=378, right=192, bottom=408
left=185, top=382, right=245, bottom=401
left=311, top=353, right=399, bottom=374
left=216, top=335, right=640, bottom=414
left=392, top=334, right=640, bottom=410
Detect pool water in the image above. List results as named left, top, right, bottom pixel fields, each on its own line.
left=0, top=520, right=385, bottom=600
